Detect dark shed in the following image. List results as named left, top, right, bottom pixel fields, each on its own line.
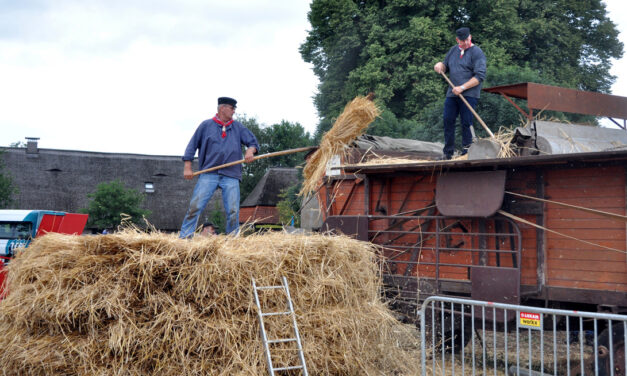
left=240, top=167, right=299, bottom=225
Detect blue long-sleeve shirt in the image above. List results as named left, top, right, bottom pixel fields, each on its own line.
left=443, top=44, right=487, bottom=98
left=182, top=118, right=260, bottom=180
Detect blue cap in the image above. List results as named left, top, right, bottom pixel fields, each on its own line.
left=456, top=27, right=470, bottom=40
left=218, top=97, right=237, bottom=108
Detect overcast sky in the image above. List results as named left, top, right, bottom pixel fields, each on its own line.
left=1, top=0, right=626, bottom=156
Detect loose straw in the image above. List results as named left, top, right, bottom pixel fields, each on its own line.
left=301, top=96, right=380, bottom=196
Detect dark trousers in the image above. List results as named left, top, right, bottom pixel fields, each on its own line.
left=443, top=96, right=478, bottom=157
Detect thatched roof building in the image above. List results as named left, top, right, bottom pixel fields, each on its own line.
left=1, top=138, right=207, bottom=232
left=240, top=167, right=299, bottom=226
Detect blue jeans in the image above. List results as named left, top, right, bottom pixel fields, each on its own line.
left=443, top=96, right=478, bottom=157
left=179, top=174, right=240, bottom=238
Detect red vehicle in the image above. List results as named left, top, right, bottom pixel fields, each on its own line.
left=0, top=210, right=88, bottom=295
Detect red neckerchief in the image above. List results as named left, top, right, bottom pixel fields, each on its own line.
left=459, top=42, right=473, bottom=58
left=213, top=115, right=233, bottom=138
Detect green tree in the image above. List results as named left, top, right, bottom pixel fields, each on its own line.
left=367, top=109, right=418, bottom=139
left=80, top=180, right=150, bottom=230
left=276, top=184, right=302, bottom=227
left=314, top=104, right=419, bottom=141
left=207, top=201, right=226, bottom=234
left=301, top=0, right=623, bottom=131
left=0, top=151, right=18, bottom=209
left=415, top=64, right=598, bottom=144
left=239, top=117, right=314, bottom=202
left=239, top=115, right=265, bottom=200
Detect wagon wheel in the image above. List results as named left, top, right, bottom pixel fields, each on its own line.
left=597, top=323, right=626, bottom=376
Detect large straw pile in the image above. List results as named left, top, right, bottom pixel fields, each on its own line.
left=0, top=231, right=419, bottom=375
left=301, top=96, right=380, bottom=196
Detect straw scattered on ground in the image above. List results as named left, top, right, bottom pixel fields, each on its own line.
left=301, top=96, right=380, bottom=196
left=0, top=231, right=420, bottom=375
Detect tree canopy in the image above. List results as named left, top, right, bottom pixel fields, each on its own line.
left=0, top=152, right=18, bottom=209
left=80, top=180, right=150, bottom=230
left=301, top=0, right=623, bottom=139
left=276, top=183, right=302, bottom=227
left=239, top=118, right=314, bottom=201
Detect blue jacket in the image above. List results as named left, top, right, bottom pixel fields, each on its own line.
left=443, top=44, right=487, bottom=98
left=182, top=118, right=260, bottom=180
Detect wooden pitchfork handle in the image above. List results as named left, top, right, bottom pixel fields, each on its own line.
left=192, top=146, right=316, bottom=177
left=440, top=71, right=495, bottom=139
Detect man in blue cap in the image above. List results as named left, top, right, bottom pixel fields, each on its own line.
left=434, top=27, right=487, bottom=160
left=179, top=96, right=259, bottom=237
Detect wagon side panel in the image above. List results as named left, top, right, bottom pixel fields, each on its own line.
left=544, top=166, right=627, bottom=293
left=505, top=169, right=541, bottom=289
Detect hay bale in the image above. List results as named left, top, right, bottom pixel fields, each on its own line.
left=0, top=231, right=419, bottom=375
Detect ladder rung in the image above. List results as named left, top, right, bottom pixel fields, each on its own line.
left=273, top=365, right=303, bottom=371
left=253, top=276, right=307, bottom=375
left=261, top=311, right=291, bottom=317
left=268, top=338, right=297, bottom=344
left=256, top=285, right=284, bottom=290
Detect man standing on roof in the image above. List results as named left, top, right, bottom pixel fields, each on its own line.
left=434, top=27, right=487, bottom=160
left=179, top=97, right=259, bottom=238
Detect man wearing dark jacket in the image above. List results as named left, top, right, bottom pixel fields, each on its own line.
left=179, top=96, right=259, bottom=237
left=434, top=27, right=487, bottom=159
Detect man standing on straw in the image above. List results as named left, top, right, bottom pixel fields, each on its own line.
left=179, top=97, right=259, bottom=238
left=434, top=27, right=486, bottom=160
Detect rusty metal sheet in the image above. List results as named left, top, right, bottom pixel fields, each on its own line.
left=471, top=267, right=520, bottom=304
left=436, top=170, right=506, bottom=217
left=527, top=83, right=627, bottom=119
left=321, top=216, right=368, bottom=241
left=471, top=267, right=520, bottom=322
left=483, top=82, right=529, bottom=99
left=483, top=82, right=627, bottom=120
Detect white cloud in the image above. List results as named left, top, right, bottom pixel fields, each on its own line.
left=0, top=1, right=318, bottom=155
left=2, top=1, right=626, bottom=152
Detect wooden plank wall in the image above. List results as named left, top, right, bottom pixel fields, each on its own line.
left=326, top=174, right=474, bottom=280
left=322, top=178, right=365, bottom=216
left=323, top=165, right=627, bottom=294
left=504, top=170, right=540, bottom=288
left=368, top=175, right=437, bottom=216
left=544, top=166, right=627, bottom=293
left=368, top=175, right=445, bottom=278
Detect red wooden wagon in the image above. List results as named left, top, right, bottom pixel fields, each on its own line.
left=319, top=84, right=627, bottom=360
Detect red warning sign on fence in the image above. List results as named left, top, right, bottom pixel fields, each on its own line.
left=519, top=312, right=542, bottom=330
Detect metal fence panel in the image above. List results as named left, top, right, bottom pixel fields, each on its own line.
left=419, top=296, right=627, bottom=376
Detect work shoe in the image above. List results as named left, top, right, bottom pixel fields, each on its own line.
left=437, top=154, right=452, bottom=161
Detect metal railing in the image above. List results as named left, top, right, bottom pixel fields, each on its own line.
left=419, top=296, right=627, bottom=376
left=369, top=214, right=521, bottom=268
left=368, top=214, right=522, bottom=303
